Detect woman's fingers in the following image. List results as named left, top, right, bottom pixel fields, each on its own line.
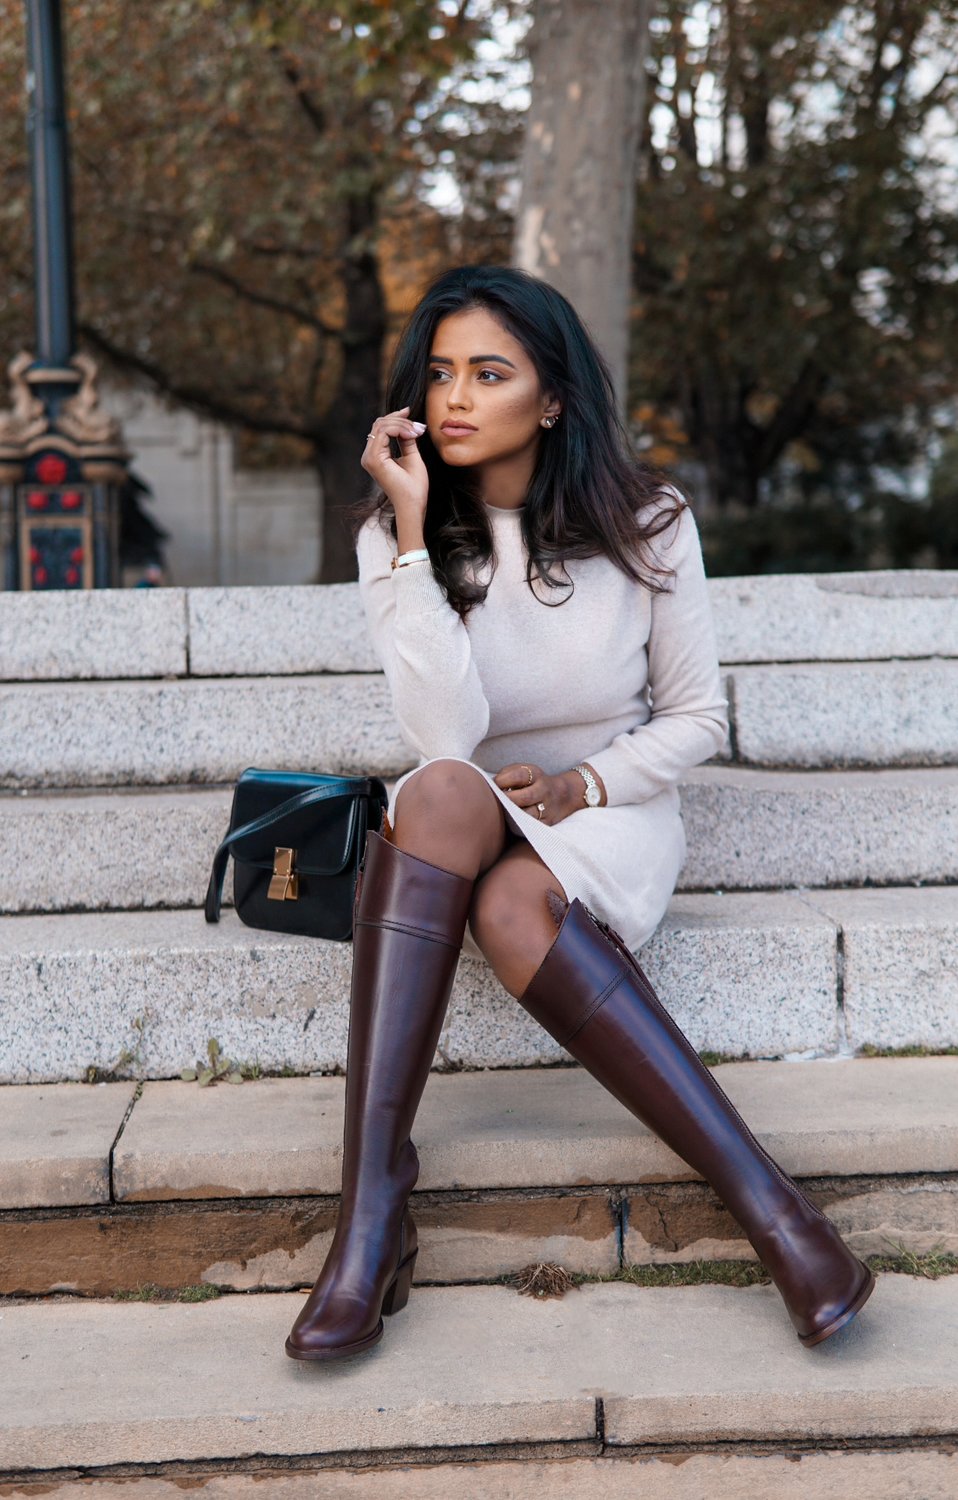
left=494, top=763, right=527, bottom=792
left=494, top=763, right=568, bottom=825
left=361, top=410, right=430, bottom=511
left=362, top=418, right=427, bottom=481
left=494, top=763, right=541, bottom=801
left=365, top=409, right=426, bottom=447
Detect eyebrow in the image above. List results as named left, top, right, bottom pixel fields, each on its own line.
left=428, top=354, right=517, bottom=369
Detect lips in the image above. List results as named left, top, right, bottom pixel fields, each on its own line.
left=440, top=422, right=477, bottom=435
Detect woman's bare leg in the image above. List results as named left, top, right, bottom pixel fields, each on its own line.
left=390, top=760, right=512, bottom=879
left=468, top=840, right=569, bottom=997
left=391, top=759, right=566, bottom=992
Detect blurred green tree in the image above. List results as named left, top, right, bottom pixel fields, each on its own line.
left=3, top=1, right=956, bottom=578
left=0, top=0, right=521, bottom=581
left=631, top=0, right=958, bottom=568
left=928, top=432, right=958, bottom=564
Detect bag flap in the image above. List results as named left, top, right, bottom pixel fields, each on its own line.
left=231, top=794, right=363, bottom=877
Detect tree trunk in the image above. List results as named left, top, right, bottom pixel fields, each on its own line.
left=317, top=195, right=386, bottom=584
left=513, top=0, right=651, bottom=412
left=314, top=434, right=364, bottom=584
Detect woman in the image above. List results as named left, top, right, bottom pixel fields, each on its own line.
left=285, top=265, right=874, bottom=1362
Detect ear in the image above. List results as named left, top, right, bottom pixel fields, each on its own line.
left=540, top=394, right=562, bottom=430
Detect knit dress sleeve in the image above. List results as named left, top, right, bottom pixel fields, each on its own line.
left=582, top=501, right=729, bottom=808
left=356, top=514, right=491, bottom=760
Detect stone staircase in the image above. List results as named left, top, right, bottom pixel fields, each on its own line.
left=2, top=569, right=957, bottom=1493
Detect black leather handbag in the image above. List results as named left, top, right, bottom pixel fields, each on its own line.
left=204, top=768, right=390, bottom=942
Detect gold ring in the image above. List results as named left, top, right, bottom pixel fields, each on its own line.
left=523, top=765, right=534, bottom=787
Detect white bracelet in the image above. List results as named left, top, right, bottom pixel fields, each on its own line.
left=391, top=548, right=430, bottom=571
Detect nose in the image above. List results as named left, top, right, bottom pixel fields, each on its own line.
left=445, top=370, right=472, bottom=411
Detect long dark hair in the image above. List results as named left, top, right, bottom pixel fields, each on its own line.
left=346, top=264, right=687, bottom=618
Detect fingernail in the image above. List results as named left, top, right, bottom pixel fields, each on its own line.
left=412, top=422, right=426, bottom=434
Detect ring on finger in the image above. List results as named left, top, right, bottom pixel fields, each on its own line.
left=535, top=802, right=546, bottom=819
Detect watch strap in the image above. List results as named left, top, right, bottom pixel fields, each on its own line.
left=573, top=763, right=601, bottom=805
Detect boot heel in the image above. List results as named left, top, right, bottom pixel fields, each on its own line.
left=381, top=1249, right=417, bottom=1316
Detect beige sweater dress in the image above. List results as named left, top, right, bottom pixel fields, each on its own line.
left=356, top=491, right=729, bottom=963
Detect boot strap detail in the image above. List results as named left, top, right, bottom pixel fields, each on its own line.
left=354, top=916, right=464, bottom=948
left=561, top=971, right=625, bottom=1048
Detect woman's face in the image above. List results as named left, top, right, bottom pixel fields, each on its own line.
left=425, top=306, right=560, bottom=470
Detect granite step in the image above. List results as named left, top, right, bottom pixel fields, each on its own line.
left=2, top=887, right=957, bottom=1084
left=730, top=659, right=958, bottom=769
left=4, top=766, right=958, bottom=916
left=3, top=1451, right=955, bottom=1499
left=1, top=1277, right=956, bottom=1476
left=4, top=570, right=956, bottom=683
left=3, top=657, right=958, bottom=790
left=0, top=673, right=403, bottom=790
left=2, top=1060, right=955, bottom=1296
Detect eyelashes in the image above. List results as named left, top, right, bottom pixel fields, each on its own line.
left=428, top=368, right=504, bottom=384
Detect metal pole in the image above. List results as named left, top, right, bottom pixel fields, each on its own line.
left=25, top=0, right=77, bottom=370
left=0, top=0, right=130, bottom=591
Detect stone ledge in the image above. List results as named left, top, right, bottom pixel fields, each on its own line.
left=4, top=570, right=956, bottom=684
left=0, top=1278, right=953, bottom=1468
left=0, top=675, right=405, bottom=789
left=5, top=1171, right=954, bottom=1297
left=0, top=1189, right=623, bottom=1295
left=3, top=661, right=956, bottom=791
left=730, top=660, right=958, bottom=768
left=0, top=785, right=235, bottom=913
left=798, top=885, right=958, bottom=1050
left=104, top=1060, right=958, bottom=1205
left=623, top=1171, right=958, bottom=1267
left=0, top=895, right=839, bottom=1082
left=3, top=1452, right=952, bottom=1500
left=0, top=1081, right=135, bottom=1208
left=4, top=885, right=957, bottom=1081
left=0, top=588, right=187, bottom=681
left=187, top=585, right=381, bottom=677
left=2, top=1058, right=953, bottom=1294
left=6, top=767, right=958, bottom=915
left=679, top=765, right=958, bottom=890
left=711, top=569, right=958, bottom=664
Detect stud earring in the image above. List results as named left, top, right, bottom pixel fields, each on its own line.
left=542, top=415, right=558, bottom=429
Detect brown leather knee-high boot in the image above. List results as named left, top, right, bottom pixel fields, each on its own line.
left=517, top=894, right=875, bottom=1347
left=285, top=828, right=473, bottom=1361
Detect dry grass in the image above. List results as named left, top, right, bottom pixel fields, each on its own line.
left=509, top=1263, right=580, bottom=1299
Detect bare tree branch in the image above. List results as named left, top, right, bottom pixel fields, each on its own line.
left=188, top=258, right=338, bottom=335
left=269, top=43, right=327, bottom=137
left=245, top=239, right=335, bottom=260
left=753, top=356, right=828, bottom=474
left=76, top=320, right=323, bottom=444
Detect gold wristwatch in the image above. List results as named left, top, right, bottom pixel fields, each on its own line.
left=573, top=763, right=602, bottom=807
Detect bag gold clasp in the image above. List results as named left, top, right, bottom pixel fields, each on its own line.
left=267, top=846, right=299, bottom=901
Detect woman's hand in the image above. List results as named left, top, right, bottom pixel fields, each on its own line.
left=361, top=406, right=429, bottom=519
left=494, top=762, right=598, bottom=826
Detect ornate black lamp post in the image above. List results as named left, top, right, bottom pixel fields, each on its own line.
left=0, top=0, right=128, bottom=591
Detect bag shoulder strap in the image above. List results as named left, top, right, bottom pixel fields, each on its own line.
left=204, top=779, right=382, bottom=924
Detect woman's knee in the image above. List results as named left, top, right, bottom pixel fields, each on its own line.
left=391, top=759, right=508, bottom=873
left=394, top=759, right=503, bottom=834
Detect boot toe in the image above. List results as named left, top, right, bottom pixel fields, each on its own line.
left=797, top=1262, right=876, bottom=1347
left=285, top=1313, right=385, bottom=1361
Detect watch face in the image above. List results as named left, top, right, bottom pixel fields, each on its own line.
left=586, top=785, right=601, bottom=806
